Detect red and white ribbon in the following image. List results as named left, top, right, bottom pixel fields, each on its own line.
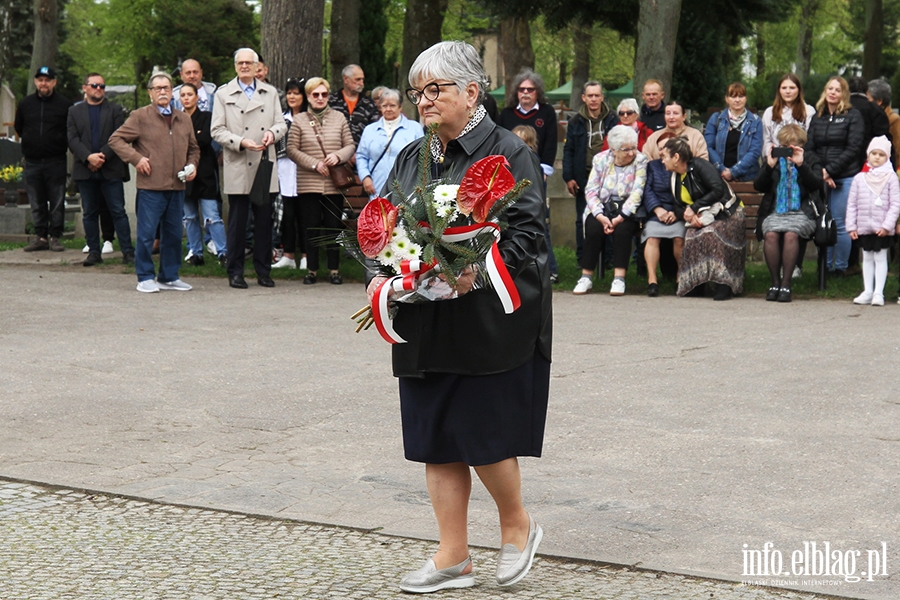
left=371, top=224, right=521, bottom=345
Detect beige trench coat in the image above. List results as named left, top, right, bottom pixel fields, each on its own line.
left=211, top=78, right=287, bottom=195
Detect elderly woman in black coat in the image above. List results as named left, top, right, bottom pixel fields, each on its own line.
left=367, top=41, right=551, bottom=593
left=661, top=136, right=745, bottom=300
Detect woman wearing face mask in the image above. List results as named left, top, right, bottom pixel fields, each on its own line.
left=704, top=82, right=763, bottom=182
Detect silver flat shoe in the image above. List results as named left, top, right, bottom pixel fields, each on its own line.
left=496, top=515, right=543, bottom=586
left=399, top=556, right=475, bottom=593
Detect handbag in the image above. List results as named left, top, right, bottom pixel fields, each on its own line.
left=308, top=113, right=356, bottom=189
left=248, top=150, right=274, bottom=206
left=813, top=183, right=837, bottom=247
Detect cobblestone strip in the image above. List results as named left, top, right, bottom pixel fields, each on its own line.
left=0, top=481, right=834, bottom=600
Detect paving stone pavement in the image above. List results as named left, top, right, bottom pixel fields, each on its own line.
left=0, top=480, right=833, bottom=600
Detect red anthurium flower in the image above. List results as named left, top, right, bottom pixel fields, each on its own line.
left=357, top=197, right=398, bottom=257
left=457, top=155, right=515, bottom=223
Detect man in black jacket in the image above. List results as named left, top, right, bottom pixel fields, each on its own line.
left=68, top=72, right=134, bottom=266
left=329, top=64, right=380, bottom=145
left=640, top=79, right=667, bottom=132
left=14, top=66, right=72, bottom=252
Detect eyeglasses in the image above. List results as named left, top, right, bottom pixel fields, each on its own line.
left=87, top=83, right=106, bottom=90
left=518, top=86, right=536, bottom=93
left=618, top=110, right=635, bottom=117
left=149, top=86, right=171, bottom=93
left=236, top=61, right=255, bottom=67
left=406, top=82, right=456, bottom=105
left=615, top=147, right=637, bottom=154
left=309, top=92, right=329, bottom=98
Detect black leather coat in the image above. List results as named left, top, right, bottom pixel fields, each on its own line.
left=384, top=115, right=552, bottom=378
left=671, top=157, right=731, bottom=220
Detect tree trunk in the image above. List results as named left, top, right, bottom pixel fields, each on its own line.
left=261, top=0, right=325, bottom=89
left=755, top=23, right=765, bottom=81
left=399, top=0, right=447, bottom=117
left=329, top=0, right=360, bottom=88
left=795, top=0, right=820, bottom=83
left=569, top=25, right=591, bottom=111
left=633, top=0, right=682, bottom=100
left=862, top=0, right=883, bottom=80
left=27, top=0, right=57, bottom=94
left=499, top=16, right=534, bottom=104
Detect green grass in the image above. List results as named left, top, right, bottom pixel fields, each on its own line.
left=551, top=244, right=890, bottom=300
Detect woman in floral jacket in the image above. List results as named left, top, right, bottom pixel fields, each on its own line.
left=573, top=125, right=648, bottom=296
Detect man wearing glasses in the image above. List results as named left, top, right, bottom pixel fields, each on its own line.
left=562, top=81, right=617, bottom=261
left=211, top=48, right=287, bottom=289
left=14, top=66, right=72, bottom=253
left=68, top=72, right=135, bottom=266
left=109, top=73, right=199, bottom=293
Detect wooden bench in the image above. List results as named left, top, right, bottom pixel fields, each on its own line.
left=731, top=181, right=764, bottom=259
left=341, top=184, right=369, bottom=230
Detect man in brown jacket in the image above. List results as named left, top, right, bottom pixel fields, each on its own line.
left=109, top=73, right=199, bottom=293
left=211, top=47, right=287, bottom=289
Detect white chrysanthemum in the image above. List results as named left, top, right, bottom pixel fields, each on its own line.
left=398, top=242, right=422, bottom=260
left=391, top=235, right=410, bottom=253
left=376, top=245, right=401, bottom=271
left=433, top=184, right=459, bottom=203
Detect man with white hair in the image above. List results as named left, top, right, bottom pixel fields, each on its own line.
left=171, top=59, right=217, bottom=112
left=211, top=48, right=287, bottom=289
left=329, top=64, right=379, bottom=144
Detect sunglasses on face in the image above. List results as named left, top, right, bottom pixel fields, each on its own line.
left=518, top=86, right=536, bottom=93
left=309, top=92, right=328, bottom=98
left=618, top=110, right=635, bottom=117
left=87, top=83, right=106, bottom=90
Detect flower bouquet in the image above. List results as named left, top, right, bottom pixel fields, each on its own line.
left=340, top=125, right=531, bottom=344
left=0, top=165, right=23, bottom=183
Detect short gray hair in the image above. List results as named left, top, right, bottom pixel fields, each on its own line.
left=606, top=125, right=638, bottom=151
left=507, top=68, right=546, bottom=106
left=148, top=72, right=173, bottom=88
left=618, top=98, right=639, bottom=113
left=583, top=80, right=602, bottom=94
left=342, top=64, right=362, bottom=79
left=868, top=79, right=892, bottom=106
left=233, top=48, right=259, bottom=63
left=379, top=88, right=402, bottom=106
left=408, top=41, right=488, bottom=104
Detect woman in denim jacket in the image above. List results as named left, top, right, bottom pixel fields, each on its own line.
left=704, top=82, right=763, bottom=182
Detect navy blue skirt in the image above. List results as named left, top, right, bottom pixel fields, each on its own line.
left=398, top=352, right=550, bottom=466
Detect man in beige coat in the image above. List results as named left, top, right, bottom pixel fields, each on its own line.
left=211, top=48, right=287, bottom=289
left=109, top=72, right=199, bottom=293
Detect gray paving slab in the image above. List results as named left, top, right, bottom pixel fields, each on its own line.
left=0, top=480, right=832, bottom=599
left=0, top=259, right=898, bottom=599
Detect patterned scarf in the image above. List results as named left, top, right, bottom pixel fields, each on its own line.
left=728, top=110, right=747, bottom=131
left=775, top=157, right=801, bottom=214
left=430, top=104, right=487, bottom=163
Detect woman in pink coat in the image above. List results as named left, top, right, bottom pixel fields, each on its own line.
left=846, top=136, right=900, bottom=306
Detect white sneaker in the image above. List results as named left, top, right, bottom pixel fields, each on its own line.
left=872, top=293, right=885, bottom=306
left=136, top=279, right=159, bottom=293
left=853, top=292, right=874, bottom=305
left=298, top=256, right=308, bottom=270
left=82, top=244, right=89, bottom=253
left=792, top=266, right=802, bottom=280
left=272, top=256, right=296, bottom=269
left=572, top=276, right=592, bottom=295
left=157, top=279, right=192, bottom=291
left=610, top=278, right=626, bottom=296
left=184, top=250, right=195, bottom=262
left=207, top=240, right=217, bottom=255
left=102, top=240, right=114, bottom=254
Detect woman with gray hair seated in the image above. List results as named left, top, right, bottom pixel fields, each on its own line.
left=602, top=98, right=653, bottom=151
left=573, top=125, right=648, bottom=296
left=356, top=88, right=424, bottom=199
left=366, top=40, right=551, bottom=593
